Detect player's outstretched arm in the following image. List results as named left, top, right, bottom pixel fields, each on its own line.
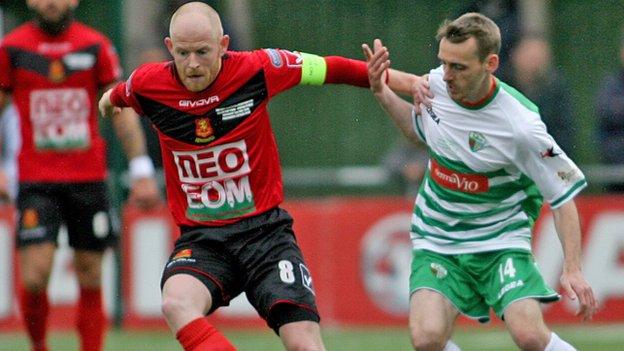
left=363, top=39, right=421, bottom=145
left=98, top=88, right=119, bottom=118
left=552, top=199, right=598, bottom=321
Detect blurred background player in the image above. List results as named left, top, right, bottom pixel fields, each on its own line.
left=0, top=0, right=160, bottom=350
left=99, top=2, right=419, bottom=350
left=509, top=34, right=577, bottom=159
left=365, top=12, right=597, bottom=351
left=382, top=140, right=428, bottom=198
left=595, top=27, right=624, bottom=192
left=0, top=103, right=20, bottom=203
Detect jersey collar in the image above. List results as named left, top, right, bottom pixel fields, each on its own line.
left=457, top=76, right=500, bottom=110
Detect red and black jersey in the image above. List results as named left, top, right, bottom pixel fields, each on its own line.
left=111, top=49, right=368, bottom=227
left=0, top=21, right=121, bottom=182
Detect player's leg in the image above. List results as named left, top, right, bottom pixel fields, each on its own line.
left=409, top=250, right=491, bottom=351
left=409, top=290, right=459, bottom=351
left=65, top=182, right=114, bottom=351
left=278, top=320, right=324, bottom=351
left=161, top=274, right=213, bottom=331
left=503, top=299, right=552, bottom=350
left=18, top=243, right=55, bottom=351
left=160, top=236, right=239, bottom=351
left=242, top=208, right=324, bottom=351
left=504, top=300, right=576, bottom=350
left=16, top=184, right=62, bottom=351
left=73, top=250, right=106, bottom=351
left=482, top=250, right=572, bottom=350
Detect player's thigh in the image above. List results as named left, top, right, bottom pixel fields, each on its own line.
left=242, top=220, right=319, bottom=334
left=18, top=242, right=56, bottom=290
left=160, top=240, right=243, bottom=317
left=409, top=289, right=459, bottom=340
left=279, top=320, right=324, bottom=351
left=64, top=182, right=114, bottom=251
left=15, top=183, right=62, bottom=248
left=503, top=298, right=551, bottom=349
left=161, top=273, right=214, bottom=331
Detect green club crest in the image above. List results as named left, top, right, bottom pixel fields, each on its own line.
left=469, top=131, right=488, bottom=152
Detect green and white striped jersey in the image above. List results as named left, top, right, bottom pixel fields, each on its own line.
left=411, top=66, right=586, bottom=254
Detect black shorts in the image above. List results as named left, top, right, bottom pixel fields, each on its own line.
left=161, top=207, right=320, bottom=333
left=15, top=182, right=116, bottom=251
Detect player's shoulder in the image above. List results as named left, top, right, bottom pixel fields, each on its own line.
left=69, top=21, right=112, bottom=43
left=1, top=22, right=37, bottom=47
left=495, top=80, right=541, bottom=121
left=427, top=66, right=448, bottom=97
left=224, top=49, right=266, bottom=65
left=230, top=48, right=303, bottom=69
left=129, top=61, right=174, bottom=87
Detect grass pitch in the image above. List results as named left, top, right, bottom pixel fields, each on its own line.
left=1, top=324, right=623, bottom=350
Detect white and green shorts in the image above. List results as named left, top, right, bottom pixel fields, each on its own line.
left=410, top=249, right=560, bottom=322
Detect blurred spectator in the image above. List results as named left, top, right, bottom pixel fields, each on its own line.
left=0, top=104, right=20, bottom=201
left=595, top=29, right=624, bottom=192
left=460, top=0, right=521, bottom=82
left=509, top=34, right=576, bottom=158
left=382, top=140, right=428, bottom=198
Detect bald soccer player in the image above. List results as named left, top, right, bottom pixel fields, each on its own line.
left=100, top=2, right=421, bottom=350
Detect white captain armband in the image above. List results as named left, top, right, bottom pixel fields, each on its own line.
left=129, top=155, right=155, bottom=182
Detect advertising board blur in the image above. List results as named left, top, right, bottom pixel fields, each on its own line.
left=0, top=196, right=623, bottom=330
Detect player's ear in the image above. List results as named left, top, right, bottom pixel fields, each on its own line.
left=485, top=53, right=499, bottom=74
left=164, top=37, right=174, bottom=56
left=220, top=35, right=230, bottom=56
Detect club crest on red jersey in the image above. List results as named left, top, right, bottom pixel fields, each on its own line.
left=194, top=117, right=215, bottom=143
left=48, top=59, right=66, bottom=83
left=173, top=249, right=192, bottom=260
left=22, top=208, right=39, bottom=229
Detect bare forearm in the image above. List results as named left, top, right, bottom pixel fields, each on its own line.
left=553, top=200, right=583, bottom=272
left=0, top=90, right=8, bottom=114
left=387, top=69, right=419, bottom=96
left=111, top=108, right=147, bottom=160
left=374, top=86, right=420, bottom=143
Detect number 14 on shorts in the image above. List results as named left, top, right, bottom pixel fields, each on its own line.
left=498, top=257, right=516, bottom=283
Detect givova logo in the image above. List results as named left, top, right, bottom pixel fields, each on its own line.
left=173, top=140, right=256, bottom=221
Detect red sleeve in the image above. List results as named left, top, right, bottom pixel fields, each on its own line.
left=110, top=70, right=145, bottom=115
left=258, top=49, right=303, bottom=97
left=110, top=82, right=129, bottom=107
left=324, top=56, right=370, bottom=87
left=0, top=45, right=13, bottom=91
left=96, top=36, right=122, bottom=87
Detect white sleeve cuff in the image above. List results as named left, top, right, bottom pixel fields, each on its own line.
left=129, top=155, right=155, bottom=181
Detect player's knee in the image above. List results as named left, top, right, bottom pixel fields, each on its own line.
left=410, top=326, right=447, bottom=351
left=509, top=328, right=550, bottom=351
left=282, top=338, right=323, bottom=351
left=20, top=265, right=51, bottom=292
left=74, top=262, right=101, bottom=285
left=161, top=294, right=189, bottom=320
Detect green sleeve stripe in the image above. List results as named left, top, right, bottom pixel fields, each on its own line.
left=299, top=52, right=327, bottom=86
left=550, top=179, right=587, bottom=208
